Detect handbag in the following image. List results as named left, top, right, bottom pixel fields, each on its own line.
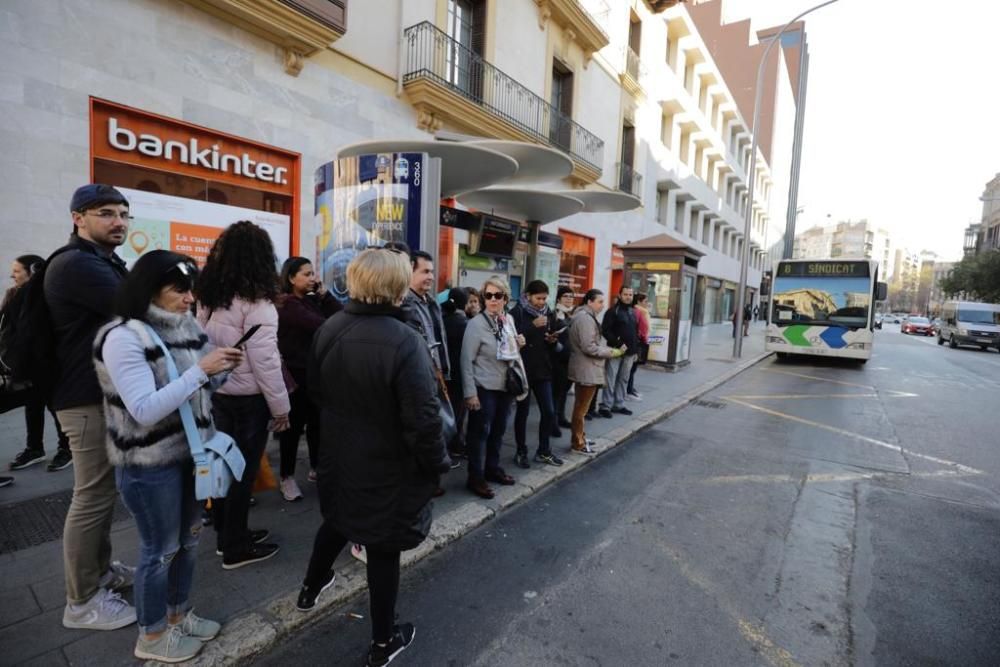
left=433, top=367, right=459, bottom=448
left=505, top=363, right=525, bottom=396
left=144, top=325, right=246, bottom=500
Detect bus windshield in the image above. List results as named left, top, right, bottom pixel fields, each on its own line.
left=957, top=309, right=1000, bottom=325
left=772, top=275, right=871, bottom=328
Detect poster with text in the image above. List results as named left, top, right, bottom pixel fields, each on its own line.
left=117, top=187, right=290, bottom=268
left=648, top=317, right=671, bottom=363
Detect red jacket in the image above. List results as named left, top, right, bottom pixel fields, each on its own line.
left=635, top=306, right=650, bottom=344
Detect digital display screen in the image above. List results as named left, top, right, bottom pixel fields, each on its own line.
left=778, top=261, right=870, bottom=278
left=476, top=216, right=518, bottom=258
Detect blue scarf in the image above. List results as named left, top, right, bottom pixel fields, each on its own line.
left=519, top=294, right=550, bottom=319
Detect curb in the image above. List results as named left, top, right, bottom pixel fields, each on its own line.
left=154, top=350, right=772, bottom=666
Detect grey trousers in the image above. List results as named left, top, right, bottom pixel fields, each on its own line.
left=600, top=354, right=637, bottom=410
left=58, top=405, right=116, bottom=605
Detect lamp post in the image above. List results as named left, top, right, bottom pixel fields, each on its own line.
left=734, top=0, right=841, bottom=358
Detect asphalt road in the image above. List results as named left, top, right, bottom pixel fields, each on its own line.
left=260, top=324, right=1000, bottom=666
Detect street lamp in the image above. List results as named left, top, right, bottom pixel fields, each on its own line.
left=733, top=0, right=841, bottom=359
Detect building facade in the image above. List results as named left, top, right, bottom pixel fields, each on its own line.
left=792, top=219, right=891, bottom=277
left=0, top=0, right=798, bottom=326
left=889, top=247, right=921, bottom=313
left=977, top=173, right=1000, bottom=253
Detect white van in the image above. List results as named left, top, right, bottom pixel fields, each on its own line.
left=937, top=301, right=1000, bottom=351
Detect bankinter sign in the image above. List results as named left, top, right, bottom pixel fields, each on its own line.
left=90, top=98, right=297, bottom=196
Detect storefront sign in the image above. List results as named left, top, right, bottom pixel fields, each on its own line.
left=91, top=99, right=297, bottom=196
left=611, top=245, right=625, bottom=270
left=628, top=262, right=681, bottom=271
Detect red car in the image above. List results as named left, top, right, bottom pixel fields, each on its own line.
left=902, top=316, right=933, bottom=336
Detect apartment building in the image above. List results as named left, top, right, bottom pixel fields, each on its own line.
left=1, top=0, right=798, bottom=326
left=792, top=220, right=892, bottom=278
left=928, top=261, right=955, bottom=313
left=889, top=248, right=921, bottom=312
left=974, top=173, right=1000, bottom=254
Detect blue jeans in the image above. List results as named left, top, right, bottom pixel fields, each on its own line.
left=211, top=394, right=270, bottom=555
left=117, top=461, right=200, bottom=634
left=466, top=388, right=514, bottom=480
left=514, top=380, right=555, bottom=457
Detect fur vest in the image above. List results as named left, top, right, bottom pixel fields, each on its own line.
left=94, top=306, right=215, bottom=467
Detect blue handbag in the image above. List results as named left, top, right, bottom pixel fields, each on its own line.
left=144, top=324, right=245, bottom=500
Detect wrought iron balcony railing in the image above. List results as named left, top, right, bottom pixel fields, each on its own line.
left=403, top=21, right=604, bottom=172
left=617, top=162, right=642, bottom=196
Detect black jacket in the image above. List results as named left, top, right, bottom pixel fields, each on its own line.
left=276, top=291, right=341, bottom=387
left=510, top=303, right=556, bottom=383
left=43, top=236, right=128, bottom=411
left=442, top=308, right=468, bottom=385
left=402, top=290, right=450, bottom=380
left=602, top=300, right=639, bottom=352
left=309, top=301, right=449, bottom=551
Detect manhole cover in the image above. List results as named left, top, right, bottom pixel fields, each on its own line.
left=0, top=489, right=131, bottom=554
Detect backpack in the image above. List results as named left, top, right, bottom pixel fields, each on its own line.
left=0, top=247, right=74, bottom=397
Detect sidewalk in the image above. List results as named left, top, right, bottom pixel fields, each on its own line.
left=0, top=323, right=767, bottom=666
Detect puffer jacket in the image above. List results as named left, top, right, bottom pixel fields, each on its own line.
left=309, top=300, right=449, bottom=551
left=197, top=297, right=290, bottom=417
left=568, top=308, right=614, bottom=386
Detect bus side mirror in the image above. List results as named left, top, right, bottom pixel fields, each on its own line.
left=876, top=282, right=888, bottom=301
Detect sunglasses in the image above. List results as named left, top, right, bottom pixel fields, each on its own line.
left=483, top=291, right=505, bottom=301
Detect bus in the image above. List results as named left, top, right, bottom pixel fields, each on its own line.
left=766, top=259, right=887, bottom=363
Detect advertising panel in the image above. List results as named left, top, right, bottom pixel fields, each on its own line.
left=117, top=187, right=290, bottom=267
left=315, top=153, right=427, bottom=303
left=647, top=317, right=671, bottom=363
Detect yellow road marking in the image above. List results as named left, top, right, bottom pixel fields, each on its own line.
left=724, top=391, right=918, bottom=400
left=722, top=397, right=984, bottom=475
left=759, top=367, right=876, bottom=390
left=655, top=540, right=801, bottom=667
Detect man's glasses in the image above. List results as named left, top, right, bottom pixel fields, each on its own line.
left=84, top=209, right=134, bottom=221
left=483, top=291, right=505, bottom=301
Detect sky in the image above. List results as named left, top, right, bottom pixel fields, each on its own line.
left=720, top=0, right=1000, bottom=261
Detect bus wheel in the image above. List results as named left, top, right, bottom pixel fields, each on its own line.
left=949, top=335, right=958, bottom=349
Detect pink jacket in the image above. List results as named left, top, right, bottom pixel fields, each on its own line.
left=197, top=297, right=290, bottom=417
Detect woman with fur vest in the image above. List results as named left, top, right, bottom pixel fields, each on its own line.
left=93, top=250, right=243, bottom=663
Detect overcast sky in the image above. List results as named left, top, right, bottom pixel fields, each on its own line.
left=721, top=0, right=999, bottom=261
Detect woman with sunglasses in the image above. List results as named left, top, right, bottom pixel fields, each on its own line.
left=460, top=276, right=527, bottom=499
left=93, top=251, right=243, bottom=662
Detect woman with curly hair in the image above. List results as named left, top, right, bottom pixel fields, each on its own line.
left=196, top=221, right=290, bottom=570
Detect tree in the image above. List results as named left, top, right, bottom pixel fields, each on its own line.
left=939, top=250, right=1000, bottom=303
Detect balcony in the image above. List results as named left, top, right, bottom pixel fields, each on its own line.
left=402, top=22, right=604, bottom=184
left=620, top=46, right=646, bottom=97
left=535, top=0, right=610, bottom=63
left=617, top=162, right=642, bottom=197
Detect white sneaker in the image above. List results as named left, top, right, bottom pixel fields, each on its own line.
left=63, top=588, right=137, bottom=631
left=134, top=625, right=203, bottom=663
left=280, top=477, right=304, bottom=502
left=99, top=560, right=135, bottom=592
left=351, top=543, right=367, bottom=564
left=626, top=391, right=643, bottom=402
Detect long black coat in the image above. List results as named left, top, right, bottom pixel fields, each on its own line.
left=309, top=300, right=449, bottom=551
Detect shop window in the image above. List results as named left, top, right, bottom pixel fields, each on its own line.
left=558, top=230, right=595, bottom=303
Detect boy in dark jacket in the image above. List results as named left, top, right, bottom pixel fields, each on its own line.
left=510, top=280, right=564, bottom=469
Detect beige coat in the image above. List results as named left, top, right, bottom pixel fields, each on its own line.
left=568, top=308, right=614, bottom=386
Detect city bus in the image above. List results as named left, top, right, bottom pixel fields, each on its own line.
left=766, top=259, right=887, bottom=363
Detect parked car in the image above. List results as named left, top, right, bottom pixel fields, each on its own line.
left=901, top=316, right=933, bottom=336
left=930, top=317, right=942, bottom=335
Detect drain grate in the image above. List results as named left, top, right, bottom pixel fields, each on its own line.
left=693, top=399, right=727, bottom=409
left=0, top=489, right=131, bottom=555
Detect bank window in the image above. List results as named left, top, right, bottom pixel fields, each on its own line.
left=93, top=158, right=292, bottom=215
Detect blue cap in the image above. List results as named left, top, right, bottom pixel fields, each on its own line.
left=70, top=184, right=128, bottom=212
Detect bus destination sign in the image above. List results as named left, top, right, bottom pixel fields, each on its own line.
left=779, top=261, right=870, bottom=277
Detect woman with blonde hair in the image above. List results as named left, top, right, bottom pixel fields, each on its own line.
left=460, top=276, right=527, bottom=499
left=297, top=248, right=448, bottom=666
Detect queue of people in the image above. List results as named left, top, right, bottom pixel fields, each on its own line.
left=0, top=182, right=654, bottom=664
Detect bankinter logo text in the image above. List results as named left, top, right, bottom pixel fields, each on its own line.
left=107, top=117, right=289, bottom=185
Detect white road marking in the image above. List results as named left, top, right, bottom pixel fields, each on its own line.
left=722, top=397, right=984, bottom=476
left=701, top=469, right=971, bottom=485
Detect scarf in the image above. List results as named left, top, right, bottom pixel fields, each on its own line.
left=483, top=312, right=520, bottom=361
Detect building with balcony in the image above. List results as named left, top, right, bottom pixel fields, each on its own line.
left=792, top=219, right=892, bottom=278
left=977, top=173, right=1000, bottom=254
left=1, top=0, right=804, bottom=329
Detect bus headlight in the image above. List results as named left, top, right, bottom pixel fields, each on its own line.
left=766, top=336, right=786, bottom=344
left=846, top=342, right=870, bottom=350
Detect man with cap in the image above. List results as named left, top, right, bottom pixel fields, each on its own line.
left=45, top=184, right=136, bottom=630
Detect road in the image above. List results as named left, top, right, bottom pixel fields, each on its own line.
left=259, top=323, right=1000, bottom=666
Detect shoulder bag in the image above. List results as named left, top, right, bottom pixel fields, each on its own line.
left=144, top=324, right=245, bottom=500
